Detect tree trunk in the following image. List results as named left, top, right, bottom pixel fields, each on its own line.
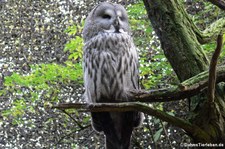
left=143, top=0, right=225, bottom=143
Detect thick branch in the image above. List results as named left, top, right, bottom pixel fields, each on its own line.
left=208, top=34, right=223, bottom=103
left=134, top=65, right=225, bottom=102
left=194, top=18, right=225, bottom=44
left=52, top=102, right=211, bottom=142
left=207, top=0, right=225, bottom=10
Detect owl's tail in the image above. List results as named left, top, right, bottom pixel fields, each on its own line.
left=91, top=111, right=142, bottom=149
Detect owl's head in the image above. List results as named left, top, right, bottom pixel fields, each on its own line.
left=82, top=2, right=130, bottom=42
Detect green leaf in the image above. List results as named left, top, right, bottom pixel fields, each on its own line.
left=64, top=25, right=77, bottom=35
left=153, top=128, right=163, bottom=142
left=83, top=116, right=91, bottom=124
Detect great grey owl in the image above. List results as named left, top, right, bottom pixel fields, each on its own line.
left=82, top=2, right=142, bottom=149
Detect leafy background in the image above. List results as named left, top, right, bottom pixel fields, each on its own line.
left=0, top=0, right=224, bottom=148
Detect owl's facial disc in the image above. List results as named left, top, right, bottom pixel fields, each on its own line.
left=97, top=8, right=127, bottom=33
left=88, top=2, right=130, bottom=36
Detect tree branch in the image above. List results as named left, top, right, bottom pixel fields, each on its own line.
left=194, top=18, right=225, bottom=44
left=208, top=34, right=223, bottom=103
left=134, top=65, right=225, bottom=102
left=207, top=0, right=225, bottom=10
left=61, top=109, right=88, bottom=129
left=52, top=102, right=211, bottom=142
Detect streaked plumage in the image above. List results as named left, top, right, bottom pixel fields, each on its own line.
left=82, top=2, right=142, bottom=149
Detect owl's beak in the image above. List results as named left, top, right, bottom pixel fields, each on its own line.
left=113, top=17, right=120, bottom=33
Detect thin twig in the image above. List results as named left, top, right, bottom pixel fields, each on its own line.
left=160, top=120, right=173, bottom=149
left=55, top=109, right=91, bottom=145
left=57, top=126, right=91, bottom=146
left=208, top=34, right=223, bottom=103
left=61, top=109, right=85, bottom=129
left=145, top=114, right=157, bottom=148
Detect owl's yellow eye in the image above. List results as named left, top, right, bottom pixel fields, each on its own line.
left=102, top=14, right=111, bottom=19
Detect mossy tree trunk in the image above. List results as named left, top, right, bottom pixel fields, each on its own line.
left=143, top=0, right=225, bottom=143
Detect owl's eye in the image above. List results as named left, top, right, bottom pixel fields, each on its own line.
left=102, top=14, right=111, bottom=19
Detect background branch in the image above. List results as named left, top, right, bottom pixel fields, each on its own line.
left=61, top=109, right=88, bottom=129
left=194, top=18, right=225, bottom=44
left=207, top=0, right=225, bottom=10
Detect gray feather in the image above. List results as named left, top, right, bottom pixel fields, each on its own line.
left=82, top=2, right=143, bottom=148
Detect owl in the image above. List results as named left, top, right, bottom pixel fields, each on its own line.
left=82, top=2, right=142, bottom=149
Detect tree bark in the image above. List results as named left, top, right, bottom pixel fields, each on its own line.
left=143, top=0, right=225, bottom=143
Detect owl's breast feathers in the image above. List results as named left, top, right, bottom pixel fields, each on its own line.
left=83, top=32, right=139, bottom=102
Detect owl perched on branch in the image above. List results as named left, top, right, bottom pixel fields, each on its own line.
left=83, top=2, right=142, bottom=149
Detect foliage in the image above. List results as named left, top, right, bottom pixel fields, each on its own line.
left=202, top=36, right=225, bottom=64
left=4, top=63, right=82, bottom=88
left=186, top=0, right=224, bottom=29
left=1, top=62, right=82, bottom=121
left=0, top=10, right=87, bottom=146
left=1, top=20, right=84, bottom=122
left=186, top=0, right=225, bottom=63
left=127, top=2, right=175, bottom=89
left=64, top=24, right=84, bottom=60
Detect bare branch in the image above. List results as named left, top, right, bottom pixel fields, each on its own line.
left=160, top=120, right=173, bottom=148
left=61, top=109, right=87, bottom=129
left=207, top=0, right=225, bottom=10
left=208, top=34, right=223, bottom=103
left=52, top=102, right=211, bottom=142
